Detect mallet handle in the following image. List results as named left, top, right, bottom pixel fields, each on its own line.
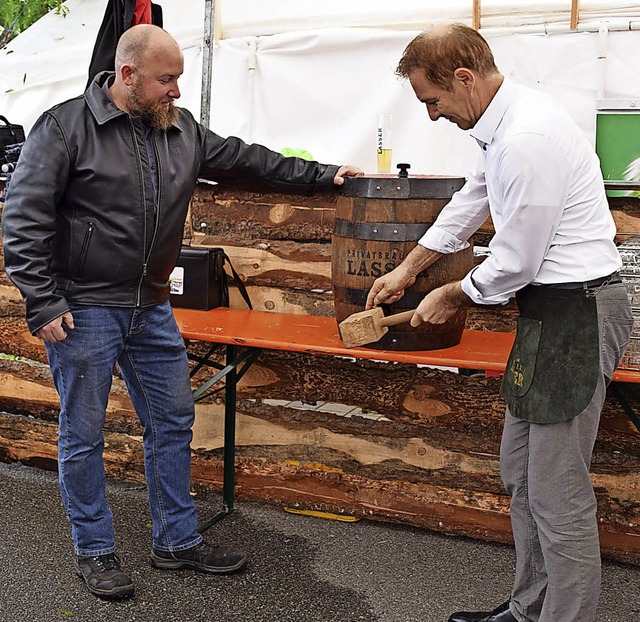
left=379, top=309, right=416, bottom=327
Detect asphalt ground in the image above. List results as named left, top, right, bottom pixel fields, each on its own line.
left=1, top=461, right=639, bottom=622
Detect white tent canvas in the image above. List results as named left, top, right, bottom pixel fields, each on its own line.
left=2, top=1, right=640, bottom=175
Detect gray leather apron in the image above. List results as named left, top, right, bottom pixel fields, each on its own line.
left=500, top=284, right=599, bottom=424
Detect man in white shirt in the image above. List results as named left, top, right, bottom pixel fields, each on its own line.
left=366, top=24, right=633, bottom=622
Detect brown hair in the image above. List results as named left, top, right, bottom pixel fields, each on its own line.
left=396, top=24, right=498, bottom=90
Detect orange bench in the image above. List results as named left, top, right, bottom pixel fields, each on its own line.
left=173, top=307, right=639, bottom=529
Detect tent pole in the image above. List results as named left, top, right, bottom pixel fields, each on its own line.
left=473, top=0, right=481, bottom=30
left=597, top=22, right=609, bottom=101
left=571, top=0, right=580, bottom=30
left=200, top=0, right=217, bottom=127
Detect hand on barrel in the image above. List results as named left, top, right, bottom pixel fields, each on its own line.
left=412, top=282, right=468, bottom=327
left=365, top=266, right=416, bottom=309
left=333, top=165, right=364, bottom=185
left=366, top=275, right=467, bottom=329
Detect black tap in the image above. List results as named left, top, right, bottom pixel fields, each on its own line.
left=397, top=163, right=411, bottom=178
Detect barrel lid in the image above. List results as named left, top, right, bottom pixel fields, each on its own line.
left=340, top=174, right=466, bottom=199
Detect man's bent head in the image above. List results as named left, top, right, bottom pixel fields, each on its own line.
left=112, top=24, right=184, bottom=130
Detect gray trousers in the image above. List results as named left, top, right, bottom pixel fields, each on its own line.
left=501, top=282, right=633, bottom=622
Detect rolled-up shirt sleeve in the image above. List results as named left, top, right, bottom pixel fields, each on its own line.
left=460, top=132, right=570, bottom=305
left=418, top=158, right=490, bottom=254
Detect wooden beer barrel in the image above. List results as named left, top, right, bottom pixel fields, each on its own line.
left=332, top=174, right=471, bottom=350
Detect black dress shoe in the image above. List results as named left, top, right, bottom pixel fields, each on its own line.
left=448, top=601, right=516, bottom=622
left=150, top=541, right=247, bottom=574
left=74, top=553, right=135, bottom=600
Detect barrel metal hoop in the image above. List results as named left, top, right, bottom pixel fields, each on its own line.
left=339, top=176, right=466, bottom=199
left=332, top=285, right=427, bottom=308
left=333, top=219, right=430, bottom=241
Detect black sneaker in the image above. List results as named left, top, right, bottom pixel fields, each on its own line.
left=74, top=553, right=135, bottom=600
left=150, top=541, right=247, bottom=574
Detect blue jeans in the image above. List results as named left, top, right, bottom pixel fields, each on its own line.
left=45, top=301, right=203, bottom=557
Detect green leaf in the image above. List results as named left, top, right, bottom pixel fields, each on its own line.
left=0, top=1, right=68, bottom=49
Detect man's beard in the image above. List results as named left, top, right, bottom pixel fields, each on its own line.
left=140, top=103, right=179, bottom=130
left=126, top=88, right=179, bottom=130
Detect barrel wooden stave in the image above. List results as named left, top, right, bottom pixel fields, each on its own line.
left=332, top=195, right=473, bottom=350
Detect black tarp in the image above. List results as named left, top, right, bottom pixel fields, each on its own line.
left=86, top=0, right=163, bottom=87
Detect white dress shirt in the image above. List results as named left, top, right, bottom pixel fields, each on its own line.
left=419, top=79, right=621, bottom=305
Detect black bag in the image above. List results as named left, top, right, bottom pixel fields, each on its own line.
left=169, top=246, right=252, bottom=311
left=0, top=116, right=25, bottom=151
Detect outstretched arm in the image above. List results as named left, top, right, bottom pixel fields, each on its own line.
left=333, top=165, right=364, bottom=185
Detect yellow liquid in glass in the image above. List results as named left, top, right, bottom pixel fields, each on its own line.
left=377, top=149, right=392, bottom=173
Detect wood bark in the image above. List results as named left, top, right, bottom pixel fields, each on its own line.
left=1, top=181, right=639, bottom=564
left=0, top=340, right=638, bottom=564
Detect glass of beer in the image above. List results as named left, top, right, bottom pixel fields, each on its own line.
left=377, top=113, right=393, bottom=173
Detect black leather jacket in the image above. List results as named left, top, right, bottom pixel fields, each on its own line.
left=2, top=72, right=339, bottom=334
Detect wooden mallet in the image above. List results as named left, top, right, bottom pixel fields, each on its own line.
left=338, top=307, right=415, bottom=348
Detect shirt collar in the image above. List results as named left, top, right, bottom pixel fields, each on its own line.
left=470, top=77, right=516, bottom=150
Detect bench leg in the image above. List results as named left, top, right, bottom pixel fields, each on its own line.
left=197, top=345, right=261, bottom=532
left=222, top=344, right=238, bottom=514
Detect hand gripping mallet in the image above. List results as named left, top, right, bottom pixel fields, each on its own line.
left=338, top=307, right=416, bottom=348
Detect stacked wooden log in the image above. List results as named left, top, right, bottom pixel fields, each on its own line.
left=0, top=181, right=639, bottom=565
